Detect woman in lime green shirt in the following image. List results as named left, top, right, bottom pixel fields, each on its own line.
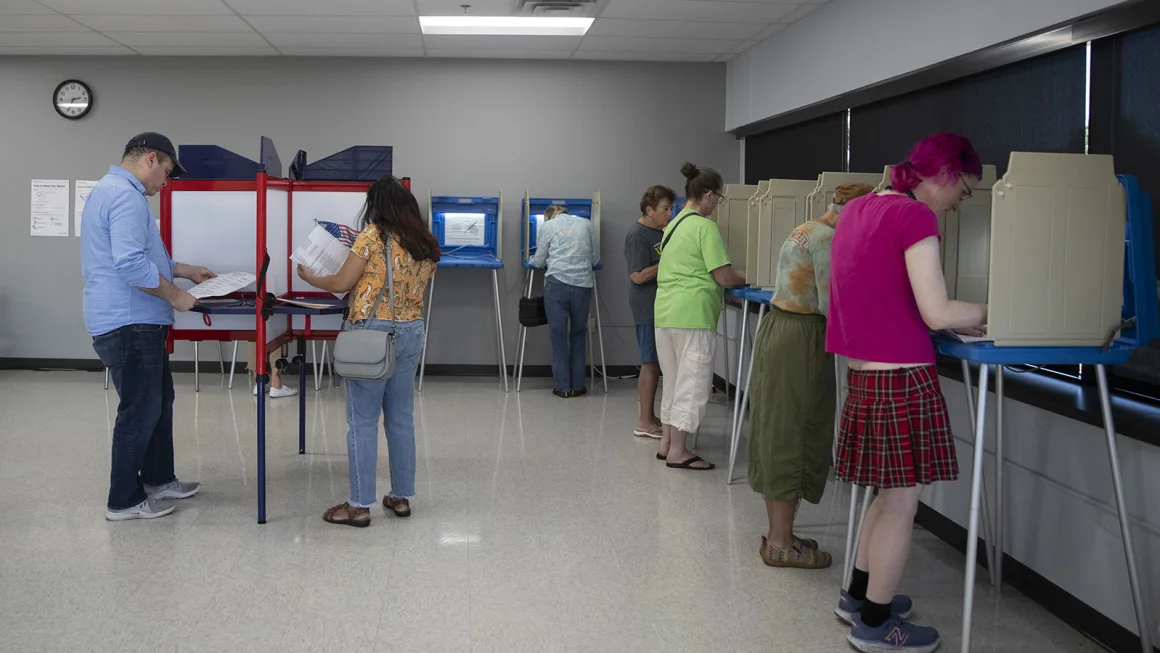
left=654, top=162, right=746, bottom=471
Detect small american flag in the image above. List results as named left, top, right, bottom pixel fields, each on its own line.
left=317, top=220, right=359, bottom=248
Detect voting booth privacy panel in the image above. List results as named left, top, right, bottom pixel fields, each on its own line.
left=160, top=139, right=398, bottom=523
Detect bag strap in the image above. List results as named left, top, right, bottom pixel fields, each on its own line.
left=359, top=232, right=397, bottom=334
left=661, top=211, right=701, bottom=253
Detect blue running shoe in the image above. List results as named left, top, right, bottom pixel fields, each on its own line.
left=848, top=614, right=940, bottom=652
left=835, top=589, right=913, bottom=624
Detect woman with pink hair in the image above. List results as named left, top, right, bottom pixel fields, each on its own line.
left=827, top=132, right=988, bottom=652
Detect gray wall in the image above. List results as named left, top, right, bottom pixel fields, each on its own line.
left=0, top=56, right=738, bottom=365
left=726, top=0, right=1130, bottom=130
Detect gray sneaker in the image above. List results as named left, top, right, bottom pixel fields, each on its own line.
left=105, top=498, right=175, bottom=521
left=144, top=479, right=201, bottom=500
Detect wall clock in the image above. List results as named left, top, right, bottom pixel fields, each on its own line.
left=53, top=79, right=92, bottom=120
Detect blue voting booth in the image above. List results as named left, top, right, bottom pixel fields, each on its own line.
left=513, top=192, right=607, bottom=393
left=419, top=193, right=509, bottom=391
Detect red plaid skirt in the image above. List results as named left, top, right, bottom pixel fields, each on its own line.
left=834, top=365, right=958, bottom=488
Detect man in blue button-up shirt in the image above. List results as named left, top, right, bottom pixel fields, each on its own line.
left=82, top=132, right=214, bottom=521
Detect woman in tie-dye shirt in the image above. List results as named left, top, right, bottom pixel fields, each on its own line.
left=746, top=182, right=876, bottom=569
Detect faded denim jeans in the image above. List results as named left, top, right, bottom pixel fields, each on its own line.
left=343, top=319, right=425, bottom=507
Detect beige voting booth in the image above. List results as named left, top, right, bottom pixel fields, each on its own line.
left=985, top=152, right=1125, bottom=347
left=806, top=172, right=883, bottom=221
left=744, top=180, right=771, bottom=282
left=752, top=179, right=819, bottom=289
left=711, top=184, right=759, bottom=275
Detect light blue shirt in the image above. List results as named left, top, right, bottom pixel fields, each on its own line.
left=81, top=166, right=176, bottom=336
left=531, top=214, right=600, bottom=288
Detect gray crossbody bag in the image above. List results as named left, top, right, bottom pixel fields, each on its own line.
left=333, top=236, right=397, bottom=380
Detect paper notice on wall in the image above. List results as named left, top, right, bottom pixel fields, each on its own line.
left=31, top=179, right=70, bottom=237
left=444, top=212, right=486, bottom=247
left=74, top=180, right=98, bottom=237
left=187, top=271, right=256, bottom=300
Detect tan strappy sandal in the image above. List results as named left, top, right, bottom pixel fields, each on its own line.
left=760, top=536, right=832, bottom=569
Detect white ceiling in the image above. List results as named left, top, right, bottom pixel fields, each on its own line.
left=0, top=0, right=829, bottom=61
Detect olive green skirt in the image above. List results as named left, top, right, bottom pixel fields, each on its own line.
left=747, top=305, right=835, bottom=504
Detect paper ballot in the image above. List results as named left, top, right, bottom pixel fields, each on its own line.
left=188, top=272, right=256, bottom=300
left=291, top=224, right=351, bottom=277
left=444, top=212, right=487, bottom=247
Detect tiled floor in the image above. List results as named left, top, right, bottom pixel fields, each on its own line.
left=0, top=370, right=1102, bottom=653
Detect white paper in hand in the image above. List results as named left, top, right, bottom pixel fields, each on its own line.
left=291, top=224, right=354, bottom=298
left=188, top=271, right=257, bottom=300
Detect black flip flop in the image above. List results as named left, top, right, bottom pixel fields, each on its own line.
left=666, top=455, right=715, bottom=471
left=656, top=453, right=666, bottom=460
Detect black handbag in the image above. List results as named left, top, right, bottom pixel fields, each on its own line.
left=519, top=295, right=548, bottom=327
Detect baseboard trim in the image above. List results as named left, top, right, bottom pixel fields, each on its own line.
left=914, top=502, right=1158, bottom=653
left=0, top=358, right=641, bottom=379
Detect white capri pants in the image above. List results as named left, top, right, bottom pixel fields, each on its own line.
left=656, top=327, right=716, bottom=434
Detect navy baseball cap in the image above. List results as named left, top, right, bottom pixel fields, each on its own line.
left=128, top=132, right=186, bottom=178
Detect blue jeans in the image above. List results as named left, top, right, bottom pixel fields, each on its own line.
left=92, top=324, right=177, bottom=510
left=344, top=319, right=425, bottom=507
left=543, top=276, right=592, bottom=393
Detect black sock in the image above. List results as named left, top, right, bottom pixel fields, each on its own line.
left=860, top=599, right=892, bottom=628
left=848, top=567, right=869, bottom=602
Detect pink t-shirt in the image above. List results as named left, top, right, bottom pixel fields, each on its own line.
left=827, top=193, right=941, bottom=364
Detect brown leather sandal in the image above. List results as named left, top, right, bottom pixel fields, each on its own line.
left=323, top=502, right=370, bottom=527
left=382, top=496, right=411, bottom=518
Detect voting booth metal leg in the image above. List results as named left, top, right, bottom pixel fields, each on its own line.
left=229, top=342, right=239, bottom=389
left=959, top=360, right=998, bottom=588
left=104, top=367, right=109, bottom=390
left=961, top=364, right=991, bottom=653
left=418, top=273, right=435, bottom=392
left=515, top=269, right=534, bottom=392
left=994, top=366, right=1006, bottom=593
left=491, top=270, right=510, bottom=392
left=593, top=280, right=608, bottom=394
left=297, top=337, right=307, bottom=455
left=193, top=342, right=200, bottom=392
left=1096, top=365, right=1152, bottom=653
left=842, top=486, right=875, bottom=588
left=726, top=301, right=750, bottom=484
left=726, top=304, right=765, bottom=485
left=256, top=373, right=268, bottom=525
left=311, top=341, right=321, bottom=391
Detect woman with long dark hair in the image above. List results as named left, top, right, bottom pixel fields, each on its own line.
left=297, top=175, right=440, bottom=527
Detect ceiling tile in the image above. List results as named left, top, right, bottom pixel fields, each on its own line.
left=600, top=0, right=801, bottom=24
left=225, top=0, right=414, bottom=16
left=133, top=45, right=278, bottom=55
left=587, top=18, right=764, bottom=41
left=417, top=0, right=527, bottom=16
left=423, top=35, right=580, bottom=51
left=572, top=50, right=718, bottom=63
left=578, top=35, right=736, bottom=54
left=728, top=39, right=759, bottom=54
left=0, top=14, right=90, bottom=31
left=0, top=1, right=57, bottom=14
left=778, top=3, right=821, bottom=23
left=0, top=30, right=118, bottom=46
left=0, top=45, right=134, bottom=54
left=71, top=15, right=253, bottom=32
left=39, top=0, right=232, bottom=14
left=427, top=49, right=574, bottom=59
left=750, top=23, right=787, bottom=40
left=263, top=32, right=423, bottom=48
left=246, top=16, right=418, bottom=34
left=278, top=47, right=424, bottom=57
left=104, top=31, right=268, bottom=46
